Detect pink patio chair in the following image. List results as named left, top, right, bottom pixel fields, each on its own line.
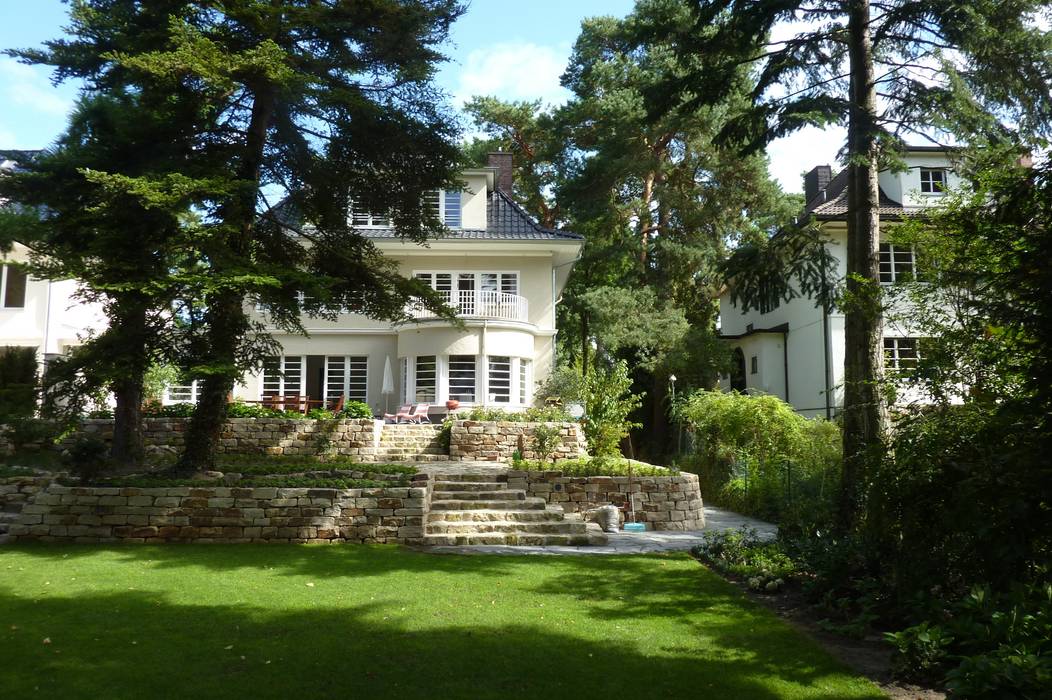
left=403, top=403, right=432, bottom=423
left=384, top=404, right=412, bottom=423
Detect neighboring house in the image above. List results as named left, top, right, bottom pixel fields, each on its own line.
left=169, top=153, right=583, bottom=414
left=718, top=146, right=961, bottom=418
left=0, top=151, right=108, bottom=370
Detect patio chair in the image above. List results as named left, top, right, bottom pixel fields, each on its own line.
left=403, top=403, right=432, bottom=424
left=384, top=404, right=412, bottom=423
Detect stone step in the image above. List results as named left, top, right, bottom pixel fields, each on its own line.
left=433, top=481, right=508, bottom=492
left=426, top=520, right=587, bottom=535
left=435, top=473, right=508, bottom=483
left=422, top=532, right=605, bottom=547
left=374, top=447, right=447, bottom=455
left=427, top=509, right=564, bottom=523
left=432, top=490, right=524, bottom=501
left=430, top=498, right=547, bottom=511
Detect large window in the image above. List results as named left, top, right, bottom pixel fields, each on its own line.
left=488, top=356, right=511, bottom=403
left=879, top=244, right=917, bottom=284
left=884, top=337, right=920, bottom=371
left=325, top=355, right=368, bottom=404
left=1, top=264, right=27, bottom=308
left=415, top=355, right=436, bottom=402
left=919, top=168, right=946, bottom=194
left=399, top=357, right=408, bottom=404
left=448, top=355, right=477, bottom=402
left=262, top=355, right=303, bottom=396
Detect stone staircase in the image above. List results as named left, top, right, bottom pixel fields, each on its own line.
left=374, top=423, right=449, bottom=462
left=424, top=473, right=607, bottom=546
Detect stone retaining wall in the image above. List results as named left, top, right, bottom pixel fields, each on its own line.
left=507, top=470, right=704, bottom=531
left=449, top=421, right=587, bottom=462
left=1, top=475, right=52, bottom=519
left=7, top=473, right=433, bottom=544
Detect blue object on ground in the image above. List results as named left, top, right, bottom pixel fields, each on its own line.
left=622, top=522, right=647, bottom=533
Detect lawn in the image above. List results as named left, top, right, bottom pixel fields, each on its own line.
left=0, top=546, right=883, bottom=699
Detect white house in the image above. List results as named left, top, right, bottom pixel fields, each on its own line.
left=170, top=153, right=583, bottom=415
left=718, top=146, right=962, bottom=418
left=0, top=152, right=108, bottom=368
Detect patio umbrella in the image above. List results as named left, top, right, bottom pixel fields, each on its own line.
left=382, top=356, right=394, bottom=413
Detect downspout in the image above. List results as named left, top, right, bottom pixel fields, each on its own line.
left=821, top=283, right=833, bottom=421
left=782, top=329, right=790, bottom=404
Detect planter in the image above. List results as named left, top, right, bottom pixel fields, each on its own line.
left=445, top=400, right=460, bottom=411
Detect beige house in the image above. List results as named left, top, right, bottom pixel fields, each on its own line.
left=169, top=154, right=583, bottom=415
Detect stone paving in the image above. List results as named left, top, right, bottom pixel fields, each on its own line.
left=421, top=506, right=777, bottom=556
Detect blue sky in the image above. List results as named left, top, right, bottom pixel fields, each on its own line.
left=0, top=0, right=838, bottom=192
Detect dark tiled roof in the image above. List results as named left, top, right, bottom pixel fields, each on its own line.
left=0, top=149, right=42, bottom=173
left=804, top=168, right=908, bottom=220
left=266, top=188, right=582, bottom=241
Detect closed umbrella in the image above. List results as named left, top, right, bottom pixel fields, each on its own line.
left=382, top=356, right=394, bottom=414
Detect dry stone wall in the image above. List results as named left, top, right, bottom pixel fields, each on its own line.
left=449, top=421, right=586, bottom=462
left=7, top=473, right=433, bottom=544
left=506, top=470, right=705, bottom=531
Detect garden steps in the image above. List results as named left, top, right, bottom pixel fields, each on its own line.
left=424, top=473, right=607, bottom=547
left=374, top=423, right=449, bottom=462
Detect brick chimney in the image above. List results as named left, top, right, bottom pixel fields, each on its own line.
left=487, top=151, right=514, bottom=194
left=803, top=165, right=833, bottom=205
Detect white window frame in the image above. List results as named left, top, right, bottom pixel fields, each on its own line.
left=412, top=270, right=519, bottom=296
left=448, top=354, right=477, bottom=403
left=519, top=359, right=531, bottom=406
left=163, top=380, right=200, bottom=405
left=399, top=357, right=409, bottom=404
left=261, top=355, right=305, bottom=397
left=0, top=264, right=28, bottom=309
left=487, top=355, right=512, bottom=404
left=879, top=243, right=918, bottom=284
left=324, top=355, right=368, bottom=405
left=414, top=355, right=437, bottom=403
left=919, top=168, right=946, bottom=195
left=351, top=189, right=462, bottom=229
left=883, top=337, right=921, bottom=371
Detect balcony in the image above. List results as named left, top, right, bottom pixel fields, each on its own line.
left=408, top=290, right=529, bottom=323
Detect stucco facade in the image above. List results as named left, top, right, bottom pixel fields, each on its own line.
left=719, top=147, right=961, bottom=417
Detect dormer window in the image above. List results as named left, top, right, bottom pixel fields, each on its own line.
left=919, top=168, right=946, bottom=194
left=352, top=189, right=461, bottom=228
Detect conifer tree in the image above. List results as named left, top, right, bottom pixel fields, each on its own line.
left=646, top=0, right=1052, bottom=527
left=5, top=0, right=465, bottom=471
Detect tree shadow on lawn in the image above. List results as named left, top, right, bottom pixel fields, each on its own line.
left=3, top=542, right=521, bottom=581
left=0, top=586, right=884, bottom=699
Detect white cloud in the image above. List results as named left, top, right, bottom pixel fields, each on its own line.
left=0, top=58, right=73, bottom=117
left=453, top=42, right=571, bottom=108
left=766, top=125, right=846, bottom=193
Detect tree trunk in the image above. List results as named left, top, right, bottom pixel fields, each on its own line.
left=177, top=81, right=277, bottom=473
left=111, top=375, right=144, bottom=467
left=648, top=372, right=668, bottom=463
left=109, top=299, right=149, bottom=467
left=839, top=0, right=888, bottom=531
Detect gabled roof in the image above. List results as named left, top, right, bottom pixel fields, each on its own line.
left=267, top=188, right=582, bottom=242
left=804, top=168, right=908, bottom=220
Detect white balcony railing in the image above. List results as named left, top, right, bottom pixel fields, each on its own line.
left=408, top=290, right=529, bottom=323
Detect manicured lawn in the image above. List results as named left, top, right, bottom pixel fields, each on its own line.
left=0, top=545, right=883, bottom=699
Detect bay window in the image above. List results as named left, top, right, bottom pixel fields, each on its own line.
left=488, top=356, right=512, bottom=403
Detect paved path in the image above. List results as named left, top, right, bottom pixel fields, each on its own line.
left=423, top=506, right=777, bottom=556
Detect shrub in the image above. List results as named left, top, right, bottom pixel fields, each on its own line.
left=337, top=401, right=373, bottom=419
left=513, top=455, right=668, bottom=477
left=66, top=435, right=110, bottom=482
left=224, top=401, right=299, bottom=419
left=674, top=390, right=840, bottom=522
left=531, top=424, right=562, bottom=463
left=0, top=345, right=38, bottom=421
left=534, top=364, right=586, bottom=407
left=581, top=360, right=643, bottom=457
left=453, top=406, right=573, bottom=423
left=692, top=527, right=794, bottom=593
left=306, top=408, right=336, bottom=420
left=86, top=408, right=114, bottom=419
left=5, top=417, right=57, bottom=451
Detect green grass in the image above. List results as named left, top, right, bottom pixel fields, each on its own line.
left=0, top=546, right=883, bottom=699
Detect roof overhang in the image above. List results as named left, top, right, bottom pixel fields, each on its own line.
left=718, top=322, right=789, bottom=340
